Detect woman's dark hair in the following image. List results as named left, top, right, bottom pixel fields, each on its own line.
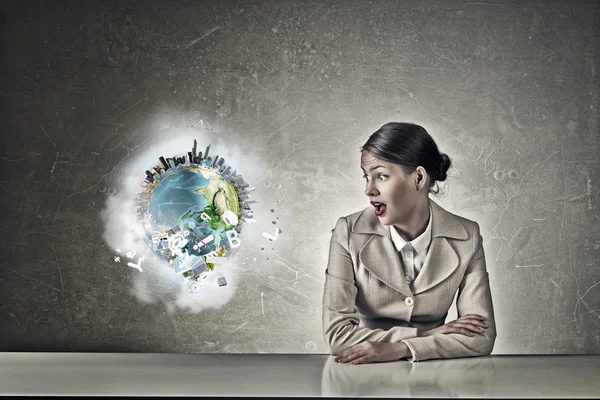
left=361, top=122, right=451, bottom=195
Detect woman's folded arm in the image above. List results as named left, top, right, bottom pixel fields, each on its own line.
left=323, top=217, right=419, bottom=356
left=400, top=222, right=497, bottom=361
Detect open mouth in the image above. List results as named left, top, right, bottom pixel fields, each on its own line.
left=370, top=201, right=387, bottom=217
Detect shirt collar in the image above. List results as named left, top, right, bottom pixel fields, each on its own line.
left=389, top=204, right=433, bottom=254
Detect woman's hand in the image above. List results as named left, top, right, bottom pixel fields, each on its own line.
left=335, top=341, right=410, bottom=365
left=419, top=314, right=489, bottom=337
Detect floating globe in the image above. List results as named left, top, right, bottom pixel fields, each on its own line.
left=134, top=147, right=253, bottom=283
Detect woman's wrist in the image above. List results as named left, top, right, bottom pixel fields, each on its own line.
left=394, top=342, right=412, bottom=360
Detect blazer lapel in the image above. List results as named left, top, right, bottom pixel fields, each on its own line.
left=358, top=234, right=413, bottom=297
left=352, top=199, right=469, bottom=297
left=411, top=236, right=459, bottom=294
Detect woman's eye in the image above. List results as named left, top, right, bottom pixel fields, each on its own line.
left=377, top=175, right=388, bottom=181
left=362, top=175, right=369, bottom=181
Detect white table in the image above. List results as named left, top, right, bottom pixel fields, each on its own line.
left=1, top=353, right=598, bottom=397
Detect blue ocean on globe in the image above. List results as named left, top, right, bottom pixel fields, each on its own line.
left=148, top=169, right=210, bottom=232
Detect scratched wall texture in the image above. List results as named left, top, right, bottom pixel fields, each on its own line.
left=1, top=0, right=599, bottom=353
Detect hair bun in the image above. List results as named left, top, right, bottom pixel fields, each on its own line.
left=437, top=153, right=451, bottom=181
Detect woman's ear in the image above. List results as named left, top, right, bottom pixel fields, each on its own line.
left=415, top=167, right=426, bottom=187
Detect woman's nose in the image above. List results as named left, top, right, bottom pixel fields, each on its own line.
left=365, top=182, right=378, bottom=197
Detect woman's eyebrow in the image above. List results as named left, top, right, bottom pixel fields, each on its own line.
left=362, top=165, right=387, bottom=172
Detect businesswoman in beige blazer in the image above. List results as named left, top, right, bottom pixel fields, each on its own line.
left=323, top=122, right=496, bottom=364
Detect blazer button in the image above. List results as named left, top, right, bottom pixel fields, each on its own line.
left=405, top=297, right=414, bottom=307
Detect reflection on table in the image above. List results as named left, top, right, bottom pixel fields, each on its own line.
left=322, top=354, right=600, bottom=398
left=321, top=355, right=496, bottom=397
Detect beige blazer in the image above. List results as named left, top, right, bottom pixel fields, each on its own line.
left=322, top=199, right=496, bottom=361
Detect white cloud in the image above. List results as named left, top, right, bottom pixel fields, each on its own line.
left=100, top=126, right=262, bottom=313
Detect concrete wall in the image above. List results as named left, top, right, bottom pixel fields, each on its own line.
left=1, top=0, right=599, bottom=354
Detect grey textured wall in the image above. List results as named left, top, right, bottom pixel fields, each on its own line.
left=1, top=0, right=599, bottom=354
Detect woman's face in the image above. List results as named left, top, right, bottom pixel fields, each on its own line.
left=360, top=151, right=423, bottom=226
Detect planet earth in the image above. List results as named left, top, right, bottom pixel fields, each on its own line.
left=145, top=165, right=242, bottom=279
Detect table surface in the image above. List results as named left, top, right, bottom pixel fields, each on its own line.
left=1, top=353, right=599, bottom=397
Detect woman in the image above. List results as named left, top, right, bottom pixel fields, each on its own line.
left=322, top=122, right=496, bottom=363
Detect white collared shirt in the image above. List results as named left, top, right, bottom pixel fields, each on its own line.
left=390, top=204, right=433, bottom=362
left=389, top=204, right=433, bottom=286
